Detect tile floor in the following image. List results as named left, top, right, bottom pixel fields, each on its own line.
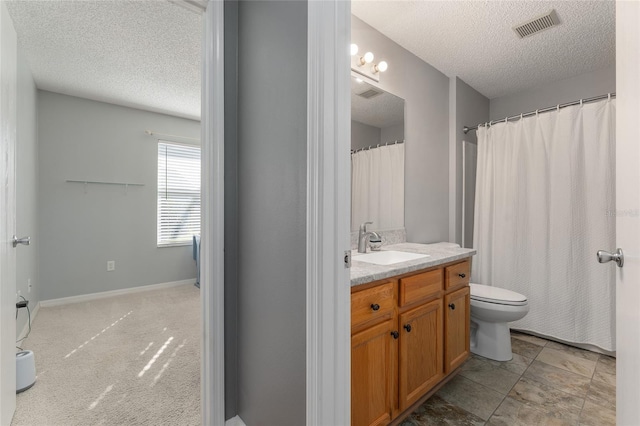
left=400, top=331, right=616, bottom=426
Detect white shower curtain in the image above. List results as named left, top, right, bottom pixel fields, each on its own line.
left=351, top=143, right=404, bottom=232
left=472, top=99, right=616, bottom=351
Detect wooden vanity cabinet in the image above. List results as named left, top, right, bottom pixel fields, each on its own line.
left=398, top=299, right=443, bottom=410
left=351, top=258, right=471, bottom=426
left=352, top=319, right=395, bottom=426
left=444, top=286, right=470, bottom=373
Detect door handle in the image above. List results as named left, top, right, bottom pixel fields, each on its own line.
left=597, top=248, right=623, bottom=267
left=12, top=236, right=30, bottom=248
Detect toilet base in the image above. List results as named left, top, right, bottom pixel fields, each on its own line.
left=470, top=317, right=513, bottom=361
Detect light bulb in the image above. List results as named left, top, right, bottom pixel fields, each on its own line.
left=350, top=43, right=359, bottom=56
left=355, top=78, right=363, bottom=83
left=358, top=51, right=375, bottom=67
left=363, top=52, right=374, bottom=63
left=376, top=61, right=388, bottom=73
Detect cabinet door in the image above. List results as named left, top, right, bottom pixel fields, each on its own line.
left=444, top=286, right=470, bottom=373
left=352, top=319, right=395, bottom=426
left=398, top=299, right=443, bottom=410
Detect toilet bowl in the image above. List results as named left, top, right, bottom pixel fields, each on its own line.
left=469, top=283, right=529, bottom=361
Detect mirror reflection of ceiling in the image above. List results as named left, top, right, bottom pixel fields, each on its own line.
left=351, top=78, right=404, bottom=129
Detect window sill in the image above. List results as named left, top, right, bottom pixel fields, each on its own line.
left=157, top=242, right=192, bottom=248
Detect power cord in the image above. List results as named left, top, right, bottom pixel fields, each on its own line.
left=16, top=295, right=31, bottom=347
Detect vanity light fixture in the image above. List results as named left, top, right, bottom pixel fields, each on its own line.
left=350, top=44, right=389, bottom=82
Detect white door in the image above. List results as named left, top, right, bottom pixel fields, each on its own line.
left=0, top=2, right=17, bottom=424
left=615, top=2, right=640, bottom=424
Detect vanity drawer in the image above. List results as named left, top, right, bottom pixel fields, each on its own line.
left=352, top=282, right=395, bottom=329
left=445, top=260, right=470, bottom=290
left=399, top=269, right=443, bottom=307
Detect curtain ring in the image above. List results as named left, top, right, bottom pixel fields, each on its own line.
left=580, top=99, right=583, bottom=107
left=557, top=104, right=560, bottom=112
left=608, top=93, right=611, bottom=101
left=536, top=109, right=539, bottom=117
left=505, top=117, right=508, bottom=124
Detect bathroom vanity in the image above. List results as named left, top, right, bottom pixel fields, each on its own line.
left=350, top=243, right=476, bottom=426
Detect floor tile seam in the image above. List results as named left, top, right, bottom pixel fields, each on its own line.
left=533, top=354, right=596, bottom=380
left=441, top=375, right=507, bottom=422
left=483, top=365, right=524, bottom=423
left=514, top=373, right=588, bottom=411
left=522, top=361, right=592, bottom=402
left=539, top=345, right=600, bottom=368
left=459, top=368, right=518, bottom=398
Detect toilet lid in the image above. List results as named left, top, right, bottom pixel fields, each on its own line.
left=470, top=283, right=528, bottom=306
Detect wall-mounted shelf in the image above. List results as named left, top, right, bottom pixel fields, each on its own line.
left=66, top=180, right=145, bottom=187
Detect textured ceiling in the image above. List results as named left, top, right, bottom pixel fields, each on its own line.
left=6, top=1, right=615, bottom=118
left=351, top=77, right=405, bottom=128
left=7, top=0, right=201, bottom=120
left=352, top=1, right=615, bottom=99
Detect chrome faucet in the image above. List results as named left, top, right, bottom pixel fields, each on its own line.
left=358, top=221, right=381, bottom=253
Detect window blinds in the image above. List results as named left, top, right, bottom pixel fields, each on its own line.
left=157, top=141, right=201, bottom=246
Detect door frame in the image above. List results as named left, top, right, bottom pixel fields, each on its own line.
left=201, top=0, right=225, bottom=425
left=0, top=2, right=18, bottom=424
left=615, top=1, right=640, bottom=423
left=305, top=1, right=351, bottom=424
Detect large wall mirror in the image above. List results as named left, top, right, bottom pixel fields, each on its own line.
left=351, top=77, right=405, bottom=232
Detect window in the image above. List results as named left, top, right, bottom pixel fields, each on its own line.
left=157, top=141, right=201, bottom=246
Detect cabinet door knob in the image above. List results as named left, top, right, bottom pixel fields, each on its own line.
left=458, top=273, right=466, bottom=278
left=448, top=303, right=456, bottom=310
left=403, top=324, right=412, bottom=333
left=390, top=331, right=399, bottom=339
left=370, top=303, right=380, bottom=311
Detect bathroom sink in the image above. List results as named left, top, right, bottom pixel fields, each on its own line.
left=355, top=250, right=430, bottom=266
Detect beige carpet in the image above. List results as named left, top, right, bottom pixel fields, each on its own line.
left=12, top=284, right=201, bottom=426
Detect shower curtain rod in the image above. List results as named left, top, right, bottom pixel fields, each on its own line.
left=351, top=139, right=404, bottom=154
left=463, top=92, right=616, bottom=134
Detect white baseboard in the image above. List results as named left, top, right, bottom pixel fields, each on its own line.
left=17, top=301, right=40, bottom=342
left=225, top=416, right=247, bottom=426
left=39, top=279, right=196, bottom=308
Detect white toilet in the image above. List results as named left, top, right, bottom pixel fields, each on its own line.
left=469, top=283, right=529, bottom=361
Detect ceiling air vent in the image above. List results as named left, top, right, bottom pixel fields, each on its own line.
left=357, top=88, right=383, bottom=99
left=513, top=10, right=560, bottom=39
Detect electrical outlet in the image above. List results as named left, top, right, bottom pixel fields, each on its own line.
left=107, top=261, right=115, bottom=272
left=28, top=279, right=32, bottom=293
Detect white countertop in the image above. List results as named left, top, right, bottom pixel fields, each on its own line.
left=350, top=242, right=476, bottom=287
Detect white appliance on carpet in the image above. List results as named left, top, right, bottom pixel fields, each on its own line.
left=16, top=350, right=36, bottom=393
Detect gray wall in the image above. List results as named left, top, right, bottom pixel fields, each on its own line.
left=38, top=91, right=200, bottom=300
left=16, top=51, right=39, bottom=335
left=352, top=16, right=450, bottom=243
left=490, top=65, right=616, bottom=120
left=351, top=120, right=380, bottom=151
left=235, top=1, right=307, bottom=424
left=451, top=78, right=489, bottom=246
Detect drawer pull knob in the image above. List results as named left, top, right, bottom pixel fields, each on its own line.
left=390, top=331, right=399, bottom=339
left=370, top=303, right=380, bottom=311
left=449, top=303, right=456, bottom=310
left=403, top=324, right=412, bottom=333
left=458, top=273, right=466, bottom=278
